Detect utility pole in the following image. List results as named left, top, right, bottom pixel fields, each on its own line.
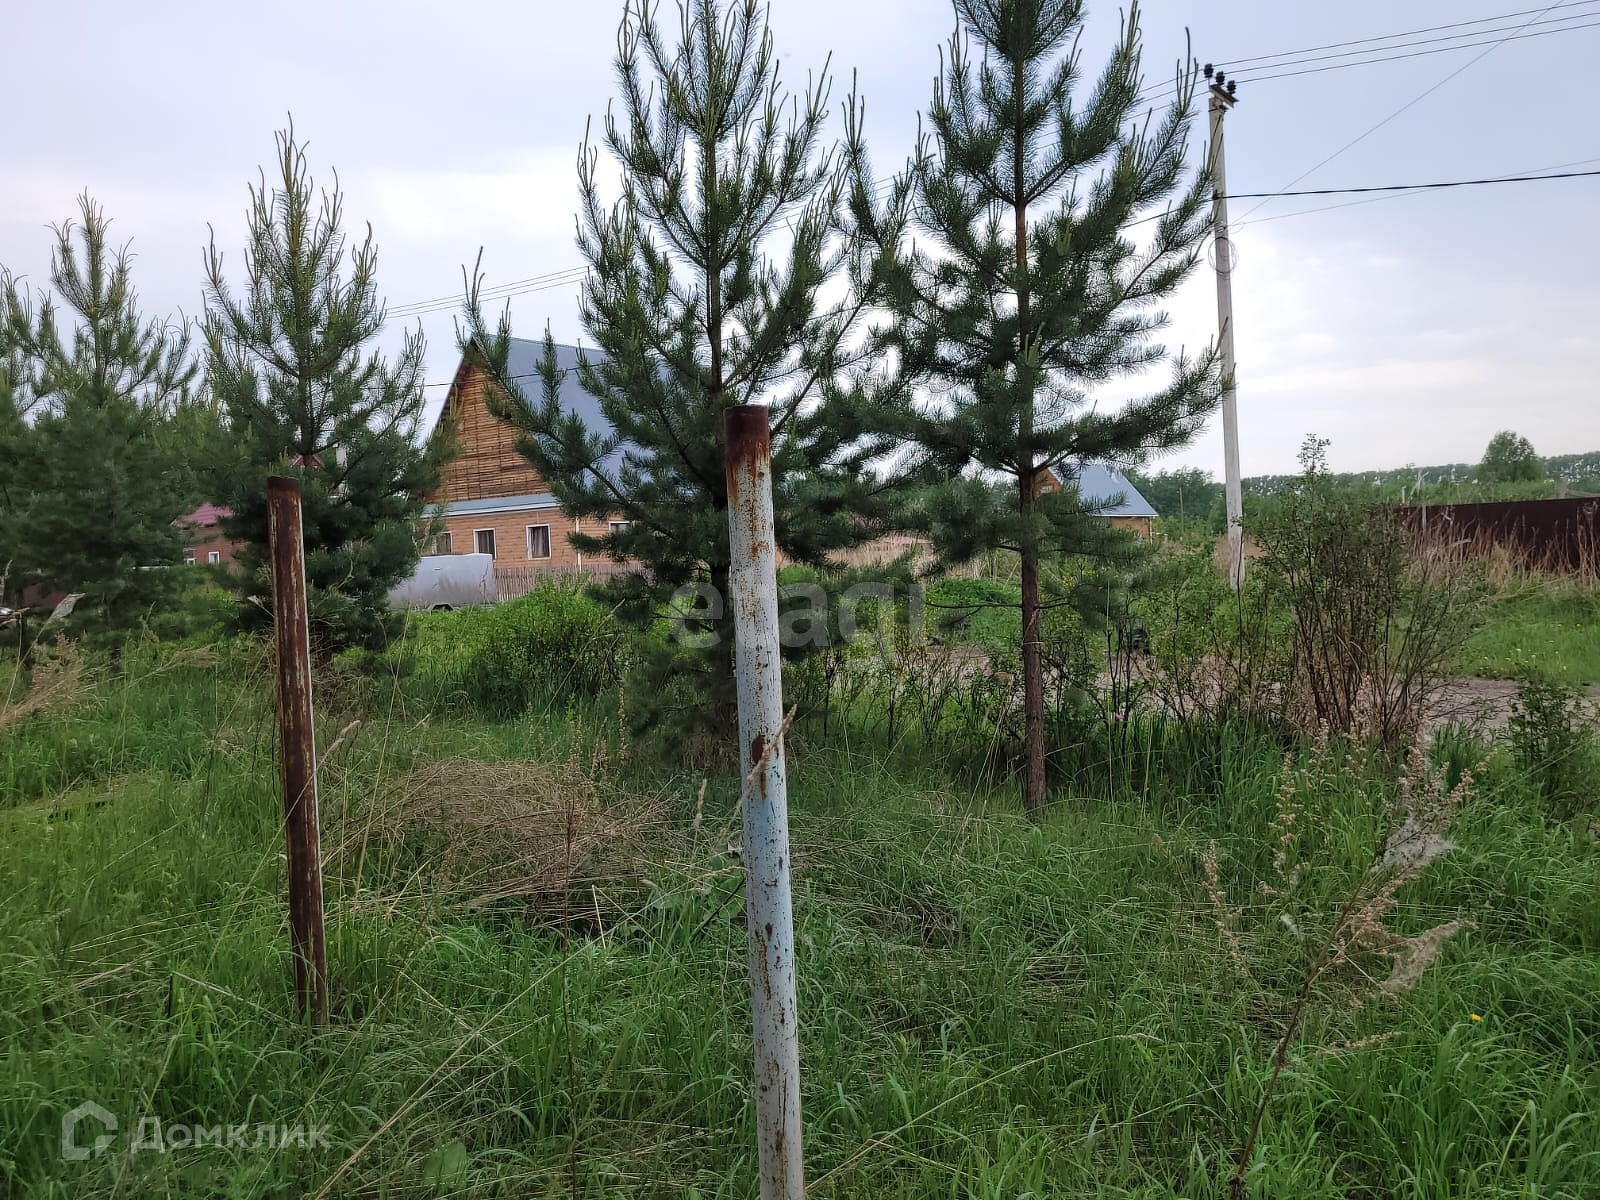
left=1206, top=64, right=1245, bottom=590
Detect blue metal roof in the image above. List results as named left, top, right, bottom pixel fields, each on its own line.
left=1061, top=463, right=1158, bottom=519
left=499, top=339, right=617, bottom=446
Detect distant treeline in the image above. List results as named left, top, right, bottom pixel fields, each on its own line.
left=1131, top=450, right=1600, bottom=528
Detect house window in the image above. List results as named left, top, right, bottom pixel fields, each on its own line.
left=429, top=531, right=452, bottom=555
left=527, top=524, right=551, bottom=559
left=207, top=550, right=222, bottom=565
left=474, top=528, right=496, bottom=558
left=609, top=521, right=630, bottom=537
left=183, top=550, right=197, bottom=566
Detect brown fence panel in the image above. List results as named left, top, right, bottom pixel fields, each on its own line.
left=1395, top=498, right=1600, bottom=574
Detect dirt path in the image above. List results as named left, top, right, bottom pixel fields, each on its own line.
left=913, top=642, right=1594, bottom=738
left=1428, top=677, right=1600, bottom=734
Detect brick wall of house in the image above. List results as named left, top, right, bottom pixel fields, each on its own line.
left=436, top=507, right=586, bottom=569
left=435, top=506, right=635, bottom=565
left=182, top=531, right=239, bottom=567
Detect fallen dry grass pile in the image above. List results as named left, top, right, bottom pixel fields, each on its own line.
left=0, top=641, right=87, bottom=735
left=336, top=755, right=672, bottom=921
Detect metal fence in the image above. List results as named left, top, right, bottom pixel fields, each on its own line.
left=1396, top=498, right=1600, bottom=574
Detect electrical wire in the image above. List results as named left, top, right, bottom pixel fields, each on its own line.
left=389, top=267, right=588, bottom=318
left=1233, top=0, right=1572, bottom=221
left=1227, top=167, right=1600, bottom=200
left=1216, top=0, right=1600, bottom=69
left=396, top=156, right=1600, bottom=320
left=1131, top=1, right=1600, bottom=108
left=386, top=3, right=1596, bottom=318
left=1233, top=155, right=1600, bottom=227
left=1228, top=16, right=1600, bottom=85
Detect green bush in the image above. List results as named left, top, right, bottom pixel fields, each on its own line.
left=1253, top=436, right=1481, bottom=743
left=1506, top=675, right=1599, bottom=820
left=145, top=573, right=240, bottom=645
left=399, top=586, right=626, bottom=716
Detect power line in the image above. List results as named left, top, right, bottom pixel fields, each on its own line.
left=1226, top=167, right=1600, bottom=200
left=1229, top=16, right=1600, bottom=85
left=1234, top=155, right=1600, bottom=227
left=1132, top=4, right=1600, bottom=108
left=397, top=159, right=1600, bottom=319
left=1215, top=0, right=1600, bottom=69
left=1130, top=2, right=1600, bottom=109
left=1234, top=0, right=1572, bottom=222
left=389, top=267, right=588, bottom=318
left=421, top=368, right=546, bottom=391
left=409, top=160, right=1599, bottom=385
left=388, top=4, right=1596, bottom=318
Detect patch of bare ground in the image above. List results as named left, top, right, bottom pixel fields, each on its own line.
left=1425, top=677, right=1600, bottom=734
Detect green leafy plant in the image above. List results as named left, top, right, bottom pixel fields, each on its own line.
left=1507, top=675, right=1598, bottom=820
left=1254, top=436, right=1482, bottom=744
left=1478, top=429, right=1545, bottom=485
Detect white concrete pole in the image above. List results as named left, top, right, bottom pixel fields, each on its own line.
left=1208, top=68, right=1245, bottom=589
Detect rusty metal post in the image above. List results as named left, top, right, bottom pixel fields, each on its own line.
left=266, top=476, right=328, bottom=1024
left=723, top=405, right=803, bottom=1198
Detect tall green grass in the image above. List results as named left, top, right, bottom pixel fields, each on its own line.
left=1, top=648, right=1596, bottom=1197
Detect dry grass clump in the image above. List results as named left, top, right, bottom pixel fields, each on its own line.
left=336, top=753, right=670, bottom=922
left=0, top=640, right=87, bottom=734
left=1208, top=735, right=1479, bottom=1197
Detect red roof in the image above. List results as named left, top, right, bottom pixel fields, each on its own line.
left=176, top=502, right=233, bottom=528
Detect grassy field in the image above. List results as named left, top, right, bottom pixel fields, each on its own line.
left=2, top=635, right=1597, bottom=1198
left=1456, top=580, right=1600, bottom=685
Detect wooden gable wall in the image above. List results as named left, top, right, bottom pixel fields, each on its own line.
left=434, top=362, right=548, bottom=503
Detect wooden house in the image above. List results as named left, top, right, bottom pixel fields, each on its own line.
left=1038, top=463, right=1159, bottom=539
left=425, top=340, right=630, bottom=592
left=423, top=337, right=1159, bottom=592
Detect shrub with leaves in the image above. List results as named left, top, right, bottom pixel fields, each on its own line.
left=1131, top=543, right=1289, bottom=731
left=1254, top=436, right=1482, bottom=744
left=1506, top=675, right=1598, bottom=820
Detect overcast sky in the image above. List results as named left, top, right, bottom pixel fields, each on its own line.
left=4, top=0, right=1597, bottom=476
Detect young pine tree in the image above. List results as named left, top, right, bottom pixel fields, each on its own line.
left=0, top=196, right=196, bottom=647
left=464, top=0, right=908, bottom=737
left=205, top=127, right=446, bottom=654
left=866, top=0, right=1223, bottom=812
left=0, top=279, right=34, bottom=602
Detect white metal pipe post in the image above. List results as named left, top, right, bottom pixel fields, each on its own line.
left=1207, top=66, right=1245, bottom=590
left=724, top=403, right=804, bottom=1199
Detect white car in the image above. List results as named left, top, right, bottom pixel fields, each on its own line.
left=387, top=553, right=497, bottom=612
